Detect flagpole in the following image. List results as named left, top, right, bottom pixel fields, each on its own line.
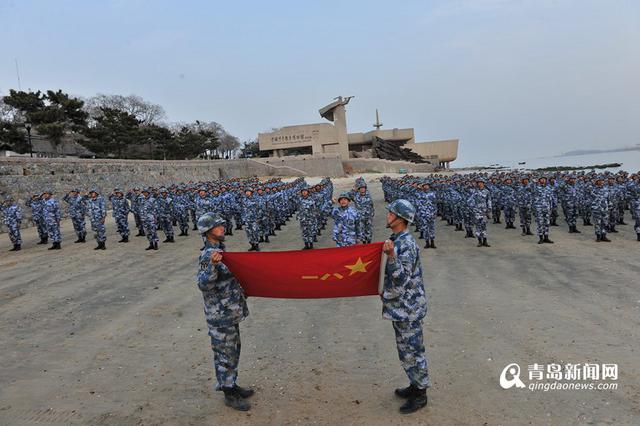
left=378, top=249, right=387, bottom=295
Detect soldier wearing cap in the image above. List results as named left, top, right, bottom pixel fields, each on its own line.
left=157, top=187, right=175, bottom=243
left=196, top=213, right=253, bottom=411
left=86, top=188, right=107, bottom=250
left=41, top=190, right=62, bottom=250
left=331, top=192, right=358, bottom=247
left=382, top=199, right=430, bottom=414
left=109, top=188, right=131, bottom=243
left=63, top=188, right=87, bottom=243
left=1, top=195, right=23, bottom=251
left=140, top=188, right=159, bottom=250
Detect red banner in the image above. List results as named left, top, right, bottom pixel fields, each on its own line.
left=222, top=243, right=385, bottom=299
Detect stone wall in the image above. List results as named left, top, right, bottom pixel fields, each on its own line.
left=256, top=154, right=346, bottom=177
left=343, top=158, right=436, bottom=174
left=0, top=158, right=305, bottom=230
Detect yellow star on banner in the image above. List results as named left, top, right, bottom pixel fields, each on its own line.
left=344, top=257, right=373, bottom=276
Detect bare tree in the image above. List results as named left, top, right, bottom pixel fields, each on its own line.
left=85, top=94, right=166, bottom=125
left=219, top=133, right=240, bottom=159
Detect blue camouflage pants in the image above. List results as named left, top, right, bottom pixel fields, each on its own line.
left=91, top=219, right=107, bottom=243
left=71, top=216, right=86, bottom=238
left=210, top=324, right=241, bottom=390
left=393, top=320, right=430, bottom=389
left=299, top=218, right=315, bottom=244
left=115, top=214, right=129, bottom=237
left=45, top=219, right=61, bottom=243
left=244, top=220, right=260, bottom=244
left=7, top=223, right=22, bottom=245
left=633, top=202, right=640, bottom=234
left=35, top=218, right=48, bottom=240
left=534, top=209, right=550, bottom=236
left=518, top=207, right=532, bottom=230
left=158, top=216, right=174, bottom=238
left=473, top=213, right=488, bottom=238
left=593, top=211, right=608, bottom=237
left=143, top=217, right=159, bottom=243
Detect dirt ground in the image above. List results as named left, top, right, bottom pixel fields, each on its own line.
left=1, top=176, right=638, bottom=425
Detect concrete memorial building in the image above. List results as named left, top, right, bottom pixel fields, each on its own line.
left=258, top=97, right=459, bottom=169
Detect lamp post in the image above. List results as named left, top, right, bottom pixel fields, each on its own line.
left=25, top=121, right=33, bottom=157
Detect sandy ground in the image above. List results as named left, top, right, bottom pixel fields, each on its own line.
left=0, top=177, right=638, bottom=426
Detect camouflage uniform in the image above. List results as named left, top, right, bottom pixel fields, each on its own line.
left=139, top=191, right=159, bottom=246
left=86, top=192, right=107, bottom=244
left=26, top=196, right=48, bottom=243
left=331, top=203, right=358, bottom=247
left=42, top=195, right=62, bottom=244
left=354, top=189, right=374, bottom=243
left=532, top=182, right=552, bottom=238
left=297, top=189, right=317, bottom=247
left=591, top=183, right=610, bottom=240
left=63, top=191, right=87, bottom=241
left=198, top=239, right=249, bottom=390
left=382, top=229, right=430, bottom=389
left=109, top=191, right=130, bottom=239
left=157, top=190, right=175, bottom=241
left=1, top=200, right=22, bottom=248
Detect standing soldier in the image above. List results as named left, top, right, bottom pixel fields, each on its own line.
left=157, top=188, right=175, bottom=243
left=591, top=177, right=611, bottom=242
left=353, top=182, right=375, bottom=244
left=381, top=199, right=429, bottom=414
left=297, top=187, right=317, bottom=250
left=26, top=194, right=49, bottom=245
left=1, top=196, right=22, bottom=251
left=241, top=188, right=261, bottom=251
left=127, top=188, right=145, bottom=237
left=467, top=178, right=492, bottom=247
left=110, top=188, right=131, bottom=243
left=86, top=188, right=107, bottom=250
left=500, top=177, right=518, bottom=229
left=63, top=188, right=87, bottom=243
left=140, top=188, right=159, bottom=250
left=562, top=176, right=581, bottom=234
left=173, top=186, right=191, bottom=236
left=331, top=192, right=358, bottom=247
left=41, top=190, right=62, bottom=250
left=416, top=183, right=437, bottom=249
left=517, top=177, right=534, bottom=236
left=532, top=176, right=554, bottom=244
left=196, top=213, right=254, bottom=411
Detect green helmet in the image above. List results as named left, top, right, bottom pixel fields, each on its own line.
left=197, top=213, right=226, bottom=235
left=386, top=199, right=416, bottom=224
left=337, top=192, right=352, bottom=202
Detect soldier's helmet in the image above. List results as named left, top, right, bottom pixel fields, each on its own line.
left=113, top=188, right=122, bottom=194
left=386, top=199, right=416, bottom=224
left=160, top=187, right=168, bottom=193
left=337, top=192, right=352, bottom=202
left=89, top=187, right=99, bottom=194
left=197, top=213, right=226, bottom=235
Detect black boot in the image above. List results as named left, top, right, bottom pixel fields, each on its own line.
left=596, top=234, right=601, bottom=242
left=600, top=234, right=611, bottom=242
left=254, top=244, right=260, bottom=252
left=275, top=225, right=281, bottom=231
left=609, top=225, right=618, bottom=233
left=636, top=233, right=640, bottom=241
left=424, top=240, right=430, bottom=249
left=259, top=236, right=264, bottom=243
left=395, top=384, right=414, bottom=399
left=222, top=387, right=250, bottom=411
left=48, top=242, right=61, bottom=250
left=264, top=235, right=270, bottom=243
left=544, top=235, right=554, bottom=244
left=236, top=224, right=243, bottom=230
left=303, top=242, right=310, bottom=250
left=465, top=229, right=473, bottom=238
left=521, top=227, right=527, bottom=236
left=228, top=229, right=233, bottom=236
left=430, top=239, right=436, bottom=249
left=538, top=236, right=544, bottom=244
left=80, top=234, right=86, bottom=243
left=192, top=224, right=198, bottom=231
left=573, top=226, right=581, bottom=234
left=145, top=242, right=154, bottom=250
left=526, top=226, right=533, bottom=235
left=482, top=237, right=490, bottom=247
left=168, top=236, right=175, bottom=243
left=399, top=387, right=427, bottom=414
left=9, top=244, right=21, bottom=251
left=477, top=237, right=483, bottom=247
left=234, top=385, right=255, bottom=399
left=309, top=243, right=314, bottom=249
left=313, top=235, right=318, bottom=242
left=38, top=237, right=48, bottom=245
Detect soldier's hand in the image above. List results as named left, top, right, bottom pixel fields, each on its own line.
left=331, top=197, right=337, bottom=204
left=211, top=251, right=223, bottom=264
left=383, top=240, right=395, bottom=258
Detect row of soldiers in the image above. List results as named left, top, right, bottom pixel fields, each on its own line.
left=1, top=177, right=316, bottom=252
left=382, top=169, right=640, bottom=246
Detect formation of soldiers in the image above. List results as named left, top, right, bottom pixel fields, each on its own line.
left=382, top=169, right=640, bottom=247
left=3, top=169, right=639, bottom=252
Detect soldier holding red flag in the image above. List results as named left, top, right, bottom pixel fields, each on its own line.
left=382, top=199, right=430, bottom=414
left=196, top=213, right=254, bottom=411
